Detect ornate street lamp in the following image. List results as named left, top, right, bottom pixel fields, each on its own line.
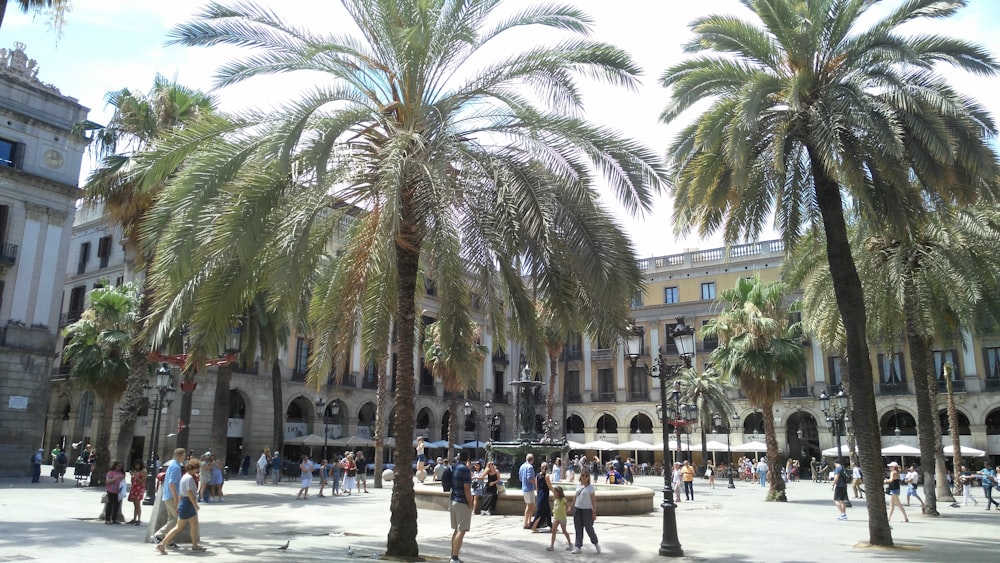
left=713, top=412, right=738, bottom=489
left=818, top=389, right=851, bottom=467
left=625, top=318, right=694, bottom=558
left=143, top=364, right=176, bottom=505
left=316, top=398, right=341, bottom=461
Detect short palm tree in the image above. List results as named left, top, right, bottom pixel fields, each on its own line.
left=423, top=320, right=487, bottom=461
left=702, top=276, right=805, bottom=501
left=662, top=0, right=999, bottom=542
left=61, top=283, right=142, bottom=486
left=677, top=365, right=733, bottom=465
left=154, top=1, right=663, bottom=556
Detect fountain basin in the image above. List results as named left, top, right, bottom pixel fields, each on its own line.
left=413, top=481, right=654, bottom=516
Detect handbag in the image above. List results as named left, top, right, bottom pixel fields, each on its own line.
left=497, top=482, right=506, bottom=494
left=101, top=493, right=108, bottom=504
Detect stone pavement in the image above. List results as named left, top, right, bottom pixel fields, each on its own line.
left=1, top=467, right=997, bottom=562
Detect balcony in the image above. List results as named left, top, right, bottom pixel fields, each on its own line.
left=444, top=389, right=464, bottom=400
left=628, top=390, right=649, bottom=402
left=491, top=351, right=509, bottom=366
left=561, top=349, right=582, bottom=361
left=291, top=369, right=306, bottom=382
left=937, top=379, right=966, bottom=393
left=233, top=360, right=259, bottom=375
left=879, top=382, right=910, bottom=395
left=491, top=391, right=509, bottom=404
left=0, top=242, right=16, bottom=266
left=419, top=383, right=437, bottom=397
left=567, top=392, right=582, bottom=404
left=339, top=373, right=357, bottom=388
left=783, top=385, right=813, bottom=398
left=467, top=390, right=481, bottom=401
left=591, top=349, right=614, bottom=361
left=591, top=391, right=616, bottom=403
left=59, top=311, right=83, bottom=327
left=985, top=378, right=1000, bottom=392
left=362, top=376, right=377, bottom=390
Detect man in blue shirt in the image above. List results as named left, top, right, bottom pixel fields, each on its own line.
left=31, top=449, right=43, bottom=483
left=449, top=451, right=473, bottom=563
left=153, top=448, right=187, bottom=543
left=519, top=453, right=536, bottom=529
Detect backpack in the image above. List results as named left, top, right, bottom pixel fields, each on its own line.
left=441, top=466, right=454, bottom=493
left=57, top=452, right=67, bottom=465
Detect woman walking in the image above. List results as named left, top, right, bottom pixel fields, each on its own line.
left=416, top=437, right=427, bottom=482
left=128, top=460, right=147, bottom=525
left=884, top=461, right=908, bottom=524
left=156, top=459, right=208, bottom=554
left=570, top=472, right=601, bottom=554
left=529, top=462, right=552, bottom=531
left=980, top=463, right=1000, bottom=510
left=256, top=448, right=270, bottom=486
left=342, top=453, right=357, bottom=495
left=479, top=461, right=500, bottom=516
left=958, top=466, right=978, bottom=506
left=104, top=461, right=126, bottom=524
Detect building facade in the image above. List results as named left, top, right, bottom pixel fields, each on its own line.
left=0, top=42, right=89, bottom=477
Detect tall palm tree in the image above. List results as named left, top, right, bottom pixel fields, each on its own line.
left=0, top=0, right=69, bottom=33
left=61, top=283, right=142, bottom=486
left=80, top=75, right=217, bottom=460
left=702, top=276, right=806, bottom=502
left=154, top=1, right=663, bottom=556
left=789, top=205, right=1000, bottom=514
left=661, top=0, right=999, bottom=543
left=677, top=365, right=733, bottom=465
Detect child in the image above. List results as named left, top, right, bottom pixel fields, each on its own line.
left=546, top=486, right=573, bottom=552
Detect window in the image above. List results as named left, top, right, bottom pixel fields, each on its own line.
left=293, top=337, right=310, bottom=380
left=493, top=371, right=505, bottom=401
left=628, top=364, right=648, bottom=399
left=700, top=282, right=716, bottom=300
left=0, top=138, right=24, bottom=169
left=597, top=368, right=615, bottom=401
left=566, top=370, right=580, bottom=400
left=827, top=356, right=844, bottom=389
left=631, top=291, right=643, bottom=308
left=67, top=285, right=86, bottom=322
left=933, top=350, right=961, bottom=380
left=701, top=319, right=718, bottom=352
left=77, top=242, right=90, bottom=275
left=664, top=286, right=679, bottom=304
left=983, top=347, right=1000, bottom=380
left=0, top=204, right=8, bottom=247
left=97, top=236, right=112, bottom=268
left=114, top=276, right=124, bottom=287
left=878, top=353, right=906, bottom=385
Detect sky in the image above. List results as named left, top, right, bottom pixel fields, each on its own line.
left=3, top=0, right=999, bottom=258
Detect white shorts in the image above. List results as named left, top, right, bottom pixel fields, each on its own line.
left=523, top=490, right=536, bottom=504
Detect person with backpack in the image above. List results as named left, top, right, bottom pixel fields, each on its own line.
left=980, top=463, right=1000, bottom=510
left=54, top=449, right=68, bottom=482
left=447, top=450, right=473, bottom=563
left=441, top=458, right=454, bottom=493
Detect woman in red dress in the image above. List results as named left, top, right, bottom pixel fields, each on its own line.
left=128, top=460, right=147, bottom=525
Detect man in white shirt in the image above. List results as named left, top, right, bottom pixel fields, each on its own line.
left=904, top=465, right=925, bottom=508
left=756, top=458, right=768, bottom=487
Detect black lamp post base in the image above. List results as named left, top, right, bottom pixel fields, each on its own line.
left=659, top=487, right=683, bottom=557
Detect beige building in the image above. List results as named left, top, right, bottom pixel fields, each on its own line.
left=0, top=42, right=89, bottom=476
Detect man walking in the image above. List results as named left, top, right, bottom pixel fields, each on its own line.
left=519, top=453, right=536, bottom=529
left=153, top=448, right=187, bottom=545
left=851, top=462, right=864, bottom=499
left=31, top=448, right=43, bottom=483
left=681, top=460, right=695, bottom=501
left=756, top=457, right=768, bottom=487
left=832, top=462, right=848, bottom=520
left=448, top=451, right=473, bottom=563
left=904, top=465, right=925, bottom=508
left=355, top=450, right=368, bottom=493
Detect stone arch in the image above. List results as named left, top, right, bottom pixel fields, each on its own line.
left=441, top=409, right=454, bottom=442
left=229, top=389, right=249, bottom=419
left=938, top=407, right=972, bottom=435
left=629, top=412, right=654, bottom=434
left=742, top=412, right=765, bottom=436
left=357, top=402, right=376, bottom=438
left=77, top=389, right=96, bottom=436
left=880, top=407, right=917, bottom=436
left=785, top=409, right=820, bottom=460
left=415, top=406, right=434, bottom=437
left=595, top=412, right=618, bottom=435
left=285, top=395, right=314, bottom=436
left=566, top=414, right=585, bottom=434
left=986, top=407, right=1000, bottom=435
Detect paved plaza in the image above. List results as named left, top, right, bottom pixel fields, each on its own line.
left=1, top=467, right=997, bottom=562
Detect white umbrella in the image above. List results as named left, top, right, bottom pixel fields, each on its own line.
left=943, top=444, right=986, bottom=457
left=459, top=440, right=488, bottom=449
left=732, top=440, right=768, bottom=452
left=581, top=440, right=620, bottom=450
left=329, top=435, right=376, bottom=448
left=880, top=443, right=921, bottom=456
left=566, top=440, right=587, bottom=450
left=655, top=441, right=691, bottom=451
left=427, top=440, right=450, bottom=448
left=618, top=440, right=656, bottom=451
left=704, top=440, right=731, bottom=452
left=300, top=434, right=328, bottom=447
left=821, top=445, right=857, bottom=457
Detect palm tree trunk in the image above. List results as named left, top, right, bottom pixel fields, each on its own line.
left=0, top=1, right=9, bottom=30
left=209, top=364, right=233, bottom=465
left=113, top=274, right=152, bottom=466
left=385, top=210, right=420, bottom=558
left=373, top=355, right=388, bottom=489
left=904, top=274, right=940, bottom=515
left=810, top=152, right=891, bottom=545
left=546, top=348, right=561, bottom=436
left=270, top=358, right=283, bottom=455
left=447, top=398, right=458, bottom=462
left=945, top=368, right=962, bottom=500
left=761, top=401, right=786, bottom=502
left=92, top=395, right=116, bottom=486
left=929, top=367, right=951, bottom=505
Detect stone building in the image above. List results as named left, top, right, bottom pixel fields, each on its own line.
left=0, top=42, right=88, bottom=477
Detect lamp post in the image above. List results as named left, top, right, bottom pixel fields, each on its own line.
left=483, top=401, right=503, bottom=461
left=818, top=390, right=851, bottom=467
left=143, top=364, right=176, bottom=505
left=713, top=412, right=738, bottom=489
left=316, top=398, right=341, bottom=461
left=625, top=318, right=694, bottom=558
left=463, top=401, right=482, bottom=461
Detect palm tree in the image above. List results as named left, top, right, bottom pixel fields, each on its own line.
left=789, top=205, right=1000, bottom=514
left=423, top=320, right=487, bottom=461
left=661, top=0, right=999, bottom=543
left=0, top=0, right=69, bottom=33
left=702, top=276, right=806, bottom=502
left=155, top=1, right=663, bottom=556
left=537, top=299, right=581, bottom=439
left=80, top=75, right=216, bottom=459
left=61, top=283, right=142, bottom=486
left=677, top=365, right=733, bottom=465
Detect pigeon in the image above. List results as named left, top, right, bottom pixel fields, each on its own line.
left=370, top=553, right=380, bottom=560
left=277, top=541, right=290, bottom=551
left=347, top=546, right=355, bottom=558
